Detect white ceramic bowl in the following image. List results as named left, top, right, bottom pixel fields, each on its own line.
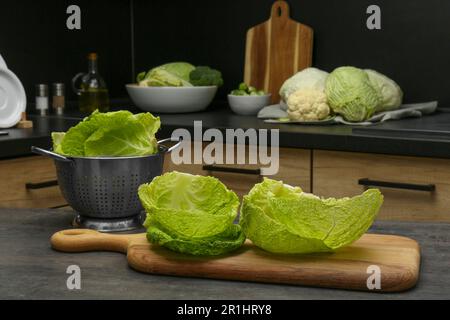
left=228, top=94, right=272, bottom=116
left=126, top=85, right=218, bottom=113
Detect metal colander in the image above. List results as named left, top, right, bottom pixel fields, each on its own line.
left=32, top=138, right=181, bottom=221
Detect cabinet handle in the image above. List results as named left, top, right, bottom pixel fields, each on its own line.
left=203, top=165, right=261, bottom=176
left=358, top=178, right=435, bottom=192
left=26, top=180, right=58, bottom=190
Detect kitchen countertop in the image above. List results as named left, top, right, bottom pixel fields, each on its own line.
left=1, top=208, right=449, bottom=300
left=2, top=103, right=450, bottom=159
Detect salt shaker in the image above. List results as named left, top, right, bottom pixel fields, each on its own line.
left=52, top=83, right=65, bottom=115
left=35, top=84, right=49, bottom=116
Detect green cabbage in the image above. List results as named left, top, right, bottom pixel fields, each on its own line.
left=365, top=69, right=403, bottom=113
left=326, top=66, right=382, bottom=122
left=138, top=62, right=195, bottom=87
left=52, top=110, right=160, bottom=157
left=138, top=172, right=245, bottom=256
left=240, top=178, right=383, bottom=254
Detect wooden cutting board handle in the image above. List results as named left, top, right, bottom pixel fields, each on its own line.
left=51, top=229, right=143, bottom=253
left=271, top=0, right=290, bottom=21
left=244, top=0, right=314, bottom=103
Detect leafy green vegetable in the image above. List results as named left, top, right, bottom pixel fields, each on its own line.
left=52, top=110, right=161, bottom=157
left=146, top=223, right=245, bottom=256
left=365, top=69, right=403, bottom=113
left=230, top=82, right=266, bottom=96
left=189, top=66, right=224, bottom=87
left=326, top=66, right=382, bottom=122
left=136, top=71, right=147, bottom=83
left=51, top=132, right=65, bottom=154
left=138, top=172, right=245, bottom=256
left=240, top=178, right=383, bottom=254
left=138, top=62, right=195, bottom=87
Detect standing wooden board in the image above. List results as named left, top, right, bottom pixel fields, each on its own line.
left=244, top=0, right=314, bottom=103
left=51, top=229, right=420, bottom=292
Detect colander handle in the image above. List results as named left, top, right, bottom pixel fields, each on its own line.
left=158, top=137, right=183, bottom=153
left=31, top=146, right=73, bottom=163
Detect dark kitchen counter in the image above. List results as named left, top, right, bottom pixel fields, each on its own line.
left=1, top=208, right=449, bottom=300
left=2, top=103, right=450, bottom=159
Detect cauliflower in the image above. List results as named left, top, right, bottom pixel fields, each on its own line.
left=280, top=68, right=329, bottom=102
left=287, top=89, right=331, bottom=121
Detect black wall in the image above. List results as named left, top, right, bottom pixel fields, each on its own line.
left=1, top=0, right=450, bottom=108
left=0, top=0, right=132, bottom=104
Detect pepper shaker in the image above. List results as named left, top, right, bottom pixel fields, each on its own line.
left=35, top=84, right=49, bottom=116
left=52, top=83, right=65, bottom=115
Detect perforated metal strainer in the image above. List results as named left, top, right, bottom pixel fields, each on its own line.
left=32, top=138, right=181, bottom=231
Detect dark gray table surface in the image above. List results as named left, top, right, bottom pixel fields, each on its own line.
left=1, top=208, right=449, bottom=300
left=2, top=104, right=450, bottom=159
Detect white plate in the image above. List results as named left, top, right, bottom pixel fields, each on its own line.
left=0, top=68, right=26, bottom=128
left=0, top=54, right=6, bottom=69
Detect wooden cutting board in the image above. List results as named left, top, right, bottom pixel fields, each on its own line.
left=51, top=229, right=421, bottom=292
left=244, top=0, right=314, bottom=103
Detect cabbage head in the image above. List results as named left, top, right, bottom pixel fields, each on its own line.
left=52, top=110, right=160, bottom=157
left=365, top=69, right=403, bottom=113
left=138, top=62, right=195, bottom=87
left=326, top=66, right=381, bottom=122
left=138, top=172, right=245, bottom=256
left=279, top=68, right=329, bottom=102
left=240, top=178, right=383, bottom=254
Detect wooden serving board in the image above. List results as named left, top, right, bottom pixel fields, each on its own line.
left=244, top=0, right=314, bottom=103
left=51, top=229, right=421, bottom=292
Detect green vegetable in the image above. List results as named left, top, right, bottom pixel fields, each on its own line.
left=138, top=62, right=195, bottom=87
left=238, top=82, right=248, bottom=91
left=230, top=83, right=266, bottom=96
left=326, top=66, right=382, bottom=122
left=189, top=66, right=224, bottom=87
left=52, top=110, right=160, bottom=157
left=240, top=178, right=383, bottom=254
left=136, top=71, right=147, bottom=83
left=138, top=172, right=245, bottom=256
left=51, top=132, right=65, bottom=154
left=365, top=69, right=403, bottom=113
left=248, top=86, right=257, bottom=93
left=230, top=89, right=247, bottom=96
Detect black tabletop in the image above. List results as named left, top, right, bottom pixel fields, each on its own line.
left=2, top=104, right=450, bottom=159
left=1, top=208, right=449, bottom=300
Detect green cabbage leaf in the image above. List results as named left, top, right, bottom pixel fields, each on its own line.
left=138, top=172, right=245, bottom=256
left=240, top=178, right=383, bottom=254
left=365, top=69, right=403, bottom=113
left=138, top=62, right=195, bottom=87
left=52, top=110, right=160, bottom=157
left=326, top=66, right=382, bottom=122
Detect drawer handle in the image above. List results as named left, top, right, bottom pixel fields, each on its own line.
left=358, top=178, right=436, bottom=192
left=26, top=180, right=59, bottom=190
left=203, top=165, right=261, bottom=176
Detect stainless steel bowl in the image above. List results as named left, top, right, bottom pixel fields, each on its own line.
left=32, top=138, right=181, bottom=231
